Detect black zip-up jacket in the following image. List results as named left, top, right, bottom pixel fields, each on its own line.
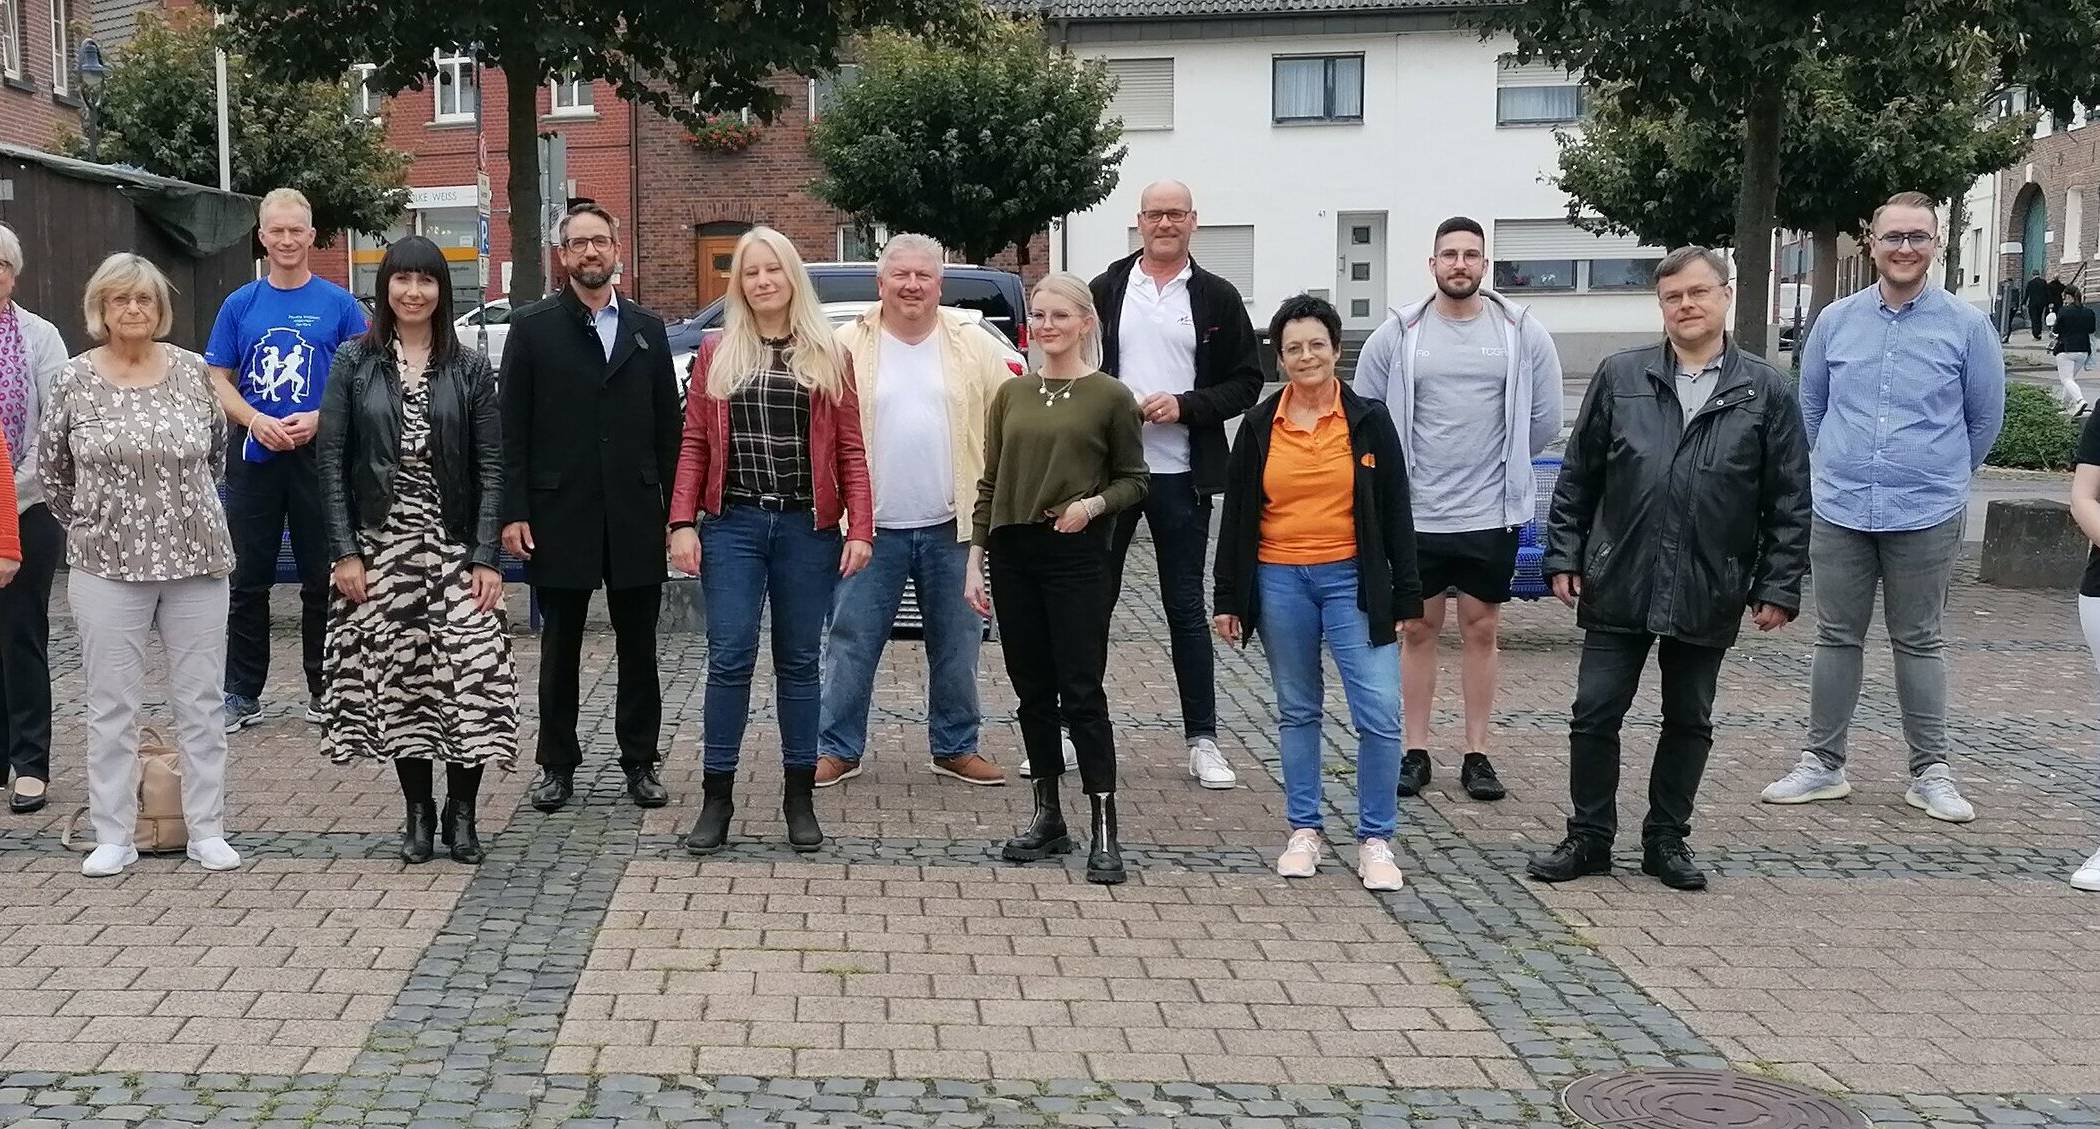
left=1541, top=339, right=1811, bottom=650
left=1213, top=382, right=1422, bottom=647
left=319, top=338, right=505, bottom=571
left=2056, top=302, right=2096, bottom=354
left=1092, top=251, right=1265, bottom=495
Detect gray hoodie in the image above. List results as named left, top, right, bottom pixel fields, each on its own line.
left=4, top=302, right=67, bottom=515
left=1351, top=288, right=1563, bottom=531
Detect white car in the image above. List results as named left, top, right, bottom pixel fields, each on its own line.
left=457, top=299, right=513, bottom=367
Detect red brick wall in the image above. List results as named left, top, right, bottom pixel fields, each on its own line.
left=633, top=75, right=1048, bottom=317
left=1995, top=127, right=2100, bottom=293
left=313, top=70, right=634, bottom=307
left=1, top=0, right=94, bottom=154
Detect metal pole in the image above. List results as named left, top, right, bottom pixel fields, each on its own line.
left=213, top=14, right=232, bottom=191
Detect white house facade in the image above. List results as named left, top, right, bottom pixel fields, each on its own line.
left=1035, top=0, right=1669, bottom=375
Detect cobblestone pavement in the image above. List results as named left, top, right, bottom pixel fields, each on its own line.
left=3, top=549, right=2099, bottom=1126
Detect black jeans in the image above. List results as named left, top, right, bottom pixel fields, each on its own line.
left=534, top=583, right=662, bottom=772
left=1566, top=630, right=1727, bottom=847
left=1105, top=471, right=1216, bottom=740
left=0, top=504, right=63, bottom=781
left=224, top=445, right=329, bottom=700
left=991, top=522, right=1117, bottom=794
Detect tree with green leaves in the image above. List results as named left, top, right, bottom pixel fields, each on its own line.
left=206, top=0, right=960, bottom=305
left=1553, top=54, right=2033, bottom=325
left=808, top=19, right=1125, bottom=266
left=1480, top=0, right=2100, bottom=353
left=59, top=11, right=410, bottom=243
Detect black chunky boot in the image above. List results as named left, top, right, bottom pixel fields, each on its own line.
left=685, top=771, right=736, bottom=855
left=783, top=765, right=824, bottom=852
left=400, top=798, right=436, bottom=864
left=1002, top=778, right=1073, bottom=862
left=440, top=798, right=484, bottom=865
left=1085, top=792, right=1126, bottom=885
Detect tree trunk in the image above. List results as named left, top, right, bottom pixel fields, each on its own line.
left=505, top=59, right=545, bottom=306
left=1730, top=79, right=1786, bottom=357
left=1808, top=220, right=1838, bottom=333
left=1944, top=193, right=1967, bottom=293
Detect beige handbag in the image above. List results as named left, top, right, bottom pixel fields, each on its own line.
left=61, top=726, right=189, bottom=854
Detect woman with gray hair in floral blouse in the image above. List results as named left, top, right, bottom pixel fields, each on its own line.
left=43, top=252, right=240, bottom=878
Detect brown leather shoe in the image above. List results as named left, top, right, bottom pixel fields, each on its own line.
left=813, top=755, right=862, bottom=788
left=930, top=753, right=1007, bottom=786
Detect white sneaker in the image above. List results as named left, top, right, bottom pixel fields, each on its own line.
left=82, top=843, right=138, bottom=878
left=1276, top=829, right=1322, bottom=878
left=187, top=837, right=243, bottom=871
left=1759, top=752, right=1852, bottom=804
left=1189, top=738, right=1236, bottom=790
left=1905, top=765, right=1976, bottom=823
left=1357, top=837, right=1405, bottom=892
left=1019, top=734, right=1082, bottom=779
left=2072, top=848, right=2100, bottom=892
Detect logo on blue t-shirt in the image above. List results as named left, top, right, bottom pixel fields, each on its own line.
left=243, top=326, right=317, bottom=406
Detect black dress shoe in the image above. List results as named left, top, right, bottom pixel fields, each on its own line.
left=1460, top=753, right=1506, bottom=801
left=1397, top=749, right=1432, bottom=797
left=1525, top=836, right=1613, bottom=883
left=529, top=768, right=574, bottom=812
left=624, top=764, right=670, bottom=808
left=8, top=780, right=47, bottom=815
left=1642, top=838, right=1708, bottom=890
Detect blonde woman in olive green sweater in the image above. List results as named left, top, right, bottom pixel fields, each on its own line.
left=968, top=272, right=1148, bottom=884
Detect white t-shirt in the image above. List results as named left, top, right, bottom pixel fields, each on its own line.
left=871, top=330, right=956, bottom=529
left=1116, top=262, right=1198, bottom=474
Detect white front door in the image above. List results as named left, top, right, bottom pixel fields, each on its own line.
left=1335, top=212, right=1389, bottom=331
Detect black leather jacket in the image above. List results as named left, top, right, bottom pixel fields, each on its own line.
left=318, top=338, right=504, bottom=571
left=1541, top=340, right=1810, bottom=650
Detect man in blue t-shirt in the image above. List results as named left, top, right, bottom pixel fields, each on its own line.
left=205, top=187, right=367, bottom=732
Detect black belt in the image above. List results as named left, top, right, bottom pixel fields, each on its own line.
left=725, top=492, right=812, bottom=513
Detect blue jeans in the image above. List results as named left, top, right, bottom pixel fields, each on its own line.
left=1257, top=560, right=1402, bottom=841
left=699, top=506, right=842, bottom=773
left=818, top=521, right=982, bottom=763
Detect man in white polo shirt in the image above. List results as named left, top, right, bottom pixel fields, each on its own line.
left=1088, top=179, right=1266, bottom=790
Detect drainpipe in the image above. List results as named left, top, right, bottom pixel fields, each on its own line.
left=629, top=63, right=644, bottom=305
left=1057, top=16, right=1072, bottom=273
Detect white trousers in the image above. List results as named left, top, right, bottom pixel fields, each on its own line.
left=2057, top=352, right=2089, bottom=408
left=69, top=570, right=231, bottom=846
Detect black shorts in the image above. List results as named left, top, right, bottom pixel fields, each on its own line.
left=1415, top=527, right=1521, bottom=604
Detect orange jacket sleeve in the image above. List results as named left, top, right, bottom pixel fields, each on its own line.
left=833, top=361, right=874, bottom=542
left=0, top=431, right=19, bottom=562
left=669, top=336, right=716, bottom=525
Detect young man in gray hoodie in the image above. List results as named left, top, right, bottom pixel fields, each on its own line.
left=1353, top=216, right=1563, bottom=804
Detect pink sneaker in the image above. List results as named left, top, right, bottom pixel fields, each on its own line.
left=1357, top=838, right=1404, bottom=891
left=1276, top=829, right=1321, bottom=878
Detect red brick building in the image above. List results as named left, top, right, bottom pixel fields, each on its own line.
left=1, top=0, right=95, bottom=154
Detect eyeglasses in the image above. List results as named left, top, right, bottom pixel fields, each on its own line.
left=1435, top=249, right=1485, bottom=264
left=1875, top=231, right=1938, bottom=251
left=1660, top=284, right=1725, bottom=308
left=1027, top=310, right=1084, bottom=325
left=1139, top=209, right=1192, bottom=224
left=563, top=235, right=616, bottom=252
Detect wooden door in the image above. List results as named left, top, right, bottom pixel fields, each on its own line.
left=697, top=234, right=740, bottom=307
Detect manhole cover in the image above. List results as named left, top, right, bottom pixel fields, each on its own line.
left=1562, top=1069, right=1870, bottom=1129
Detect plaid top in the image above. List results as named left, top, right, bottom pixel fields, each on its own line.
left=725, top=340, right=815, bottom=502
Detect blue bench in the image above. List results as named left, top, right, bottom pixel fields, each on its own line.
left=1509, top=456, right=1561, bottom=602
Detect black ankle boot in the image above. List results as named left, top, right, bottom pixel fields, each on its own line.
left=1002, top=778, right=1072, bottom=862
left=783, top=765, right=824, bottom=852
left=1086, top=792, right=1126, bottom=885
left=685, top=771, right=736, bottom=856
left=440, top=797, right=483, bottom=864
left=401, top=798, right=436, bottom=864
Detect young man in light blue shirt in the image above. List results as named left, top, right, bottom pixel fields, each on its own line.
left=1760, top=191, right=2005, bottom=822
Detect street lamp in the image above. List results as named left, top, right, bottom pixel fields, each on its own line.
left=75, top=38, right=109, bottom=163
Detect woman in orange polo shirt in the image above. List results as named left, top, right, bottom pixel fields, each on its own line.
left=1213, top=295, right=1421, bottom=891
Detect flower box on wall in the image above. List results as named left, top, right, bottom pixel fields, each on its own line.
left=687, top=114, right=761, bottom=154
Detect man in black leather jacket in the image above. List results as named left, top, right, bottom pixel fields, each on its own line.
left=1527, top=247, right=1811, bottom=891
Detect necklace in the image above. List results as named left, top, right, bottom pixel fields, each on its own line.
left=1037, top=371, right=1082, bottom=407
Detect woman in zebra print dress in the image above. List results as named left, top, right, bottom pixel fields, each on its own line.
left=317, top=236, right=516, bottom=865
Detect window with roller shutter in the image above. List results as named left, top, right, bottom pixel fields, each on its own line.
left=1103, top=58, right=1173, bottom=131
left=1127, top=225, right=1255, bottom=302
left=1492, top=219, right=1663, bottom=294
left=1496, top=57, right=1588, bottom=127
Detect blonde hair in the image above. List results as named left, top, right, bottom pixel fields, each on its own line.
left=1028, top=272, right=1103, bottom=371
left=709, top=226, right=846, bottom=402
left=82, top=253, right=177, bottom=341
left=258, top=187, right=314, bottom=226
